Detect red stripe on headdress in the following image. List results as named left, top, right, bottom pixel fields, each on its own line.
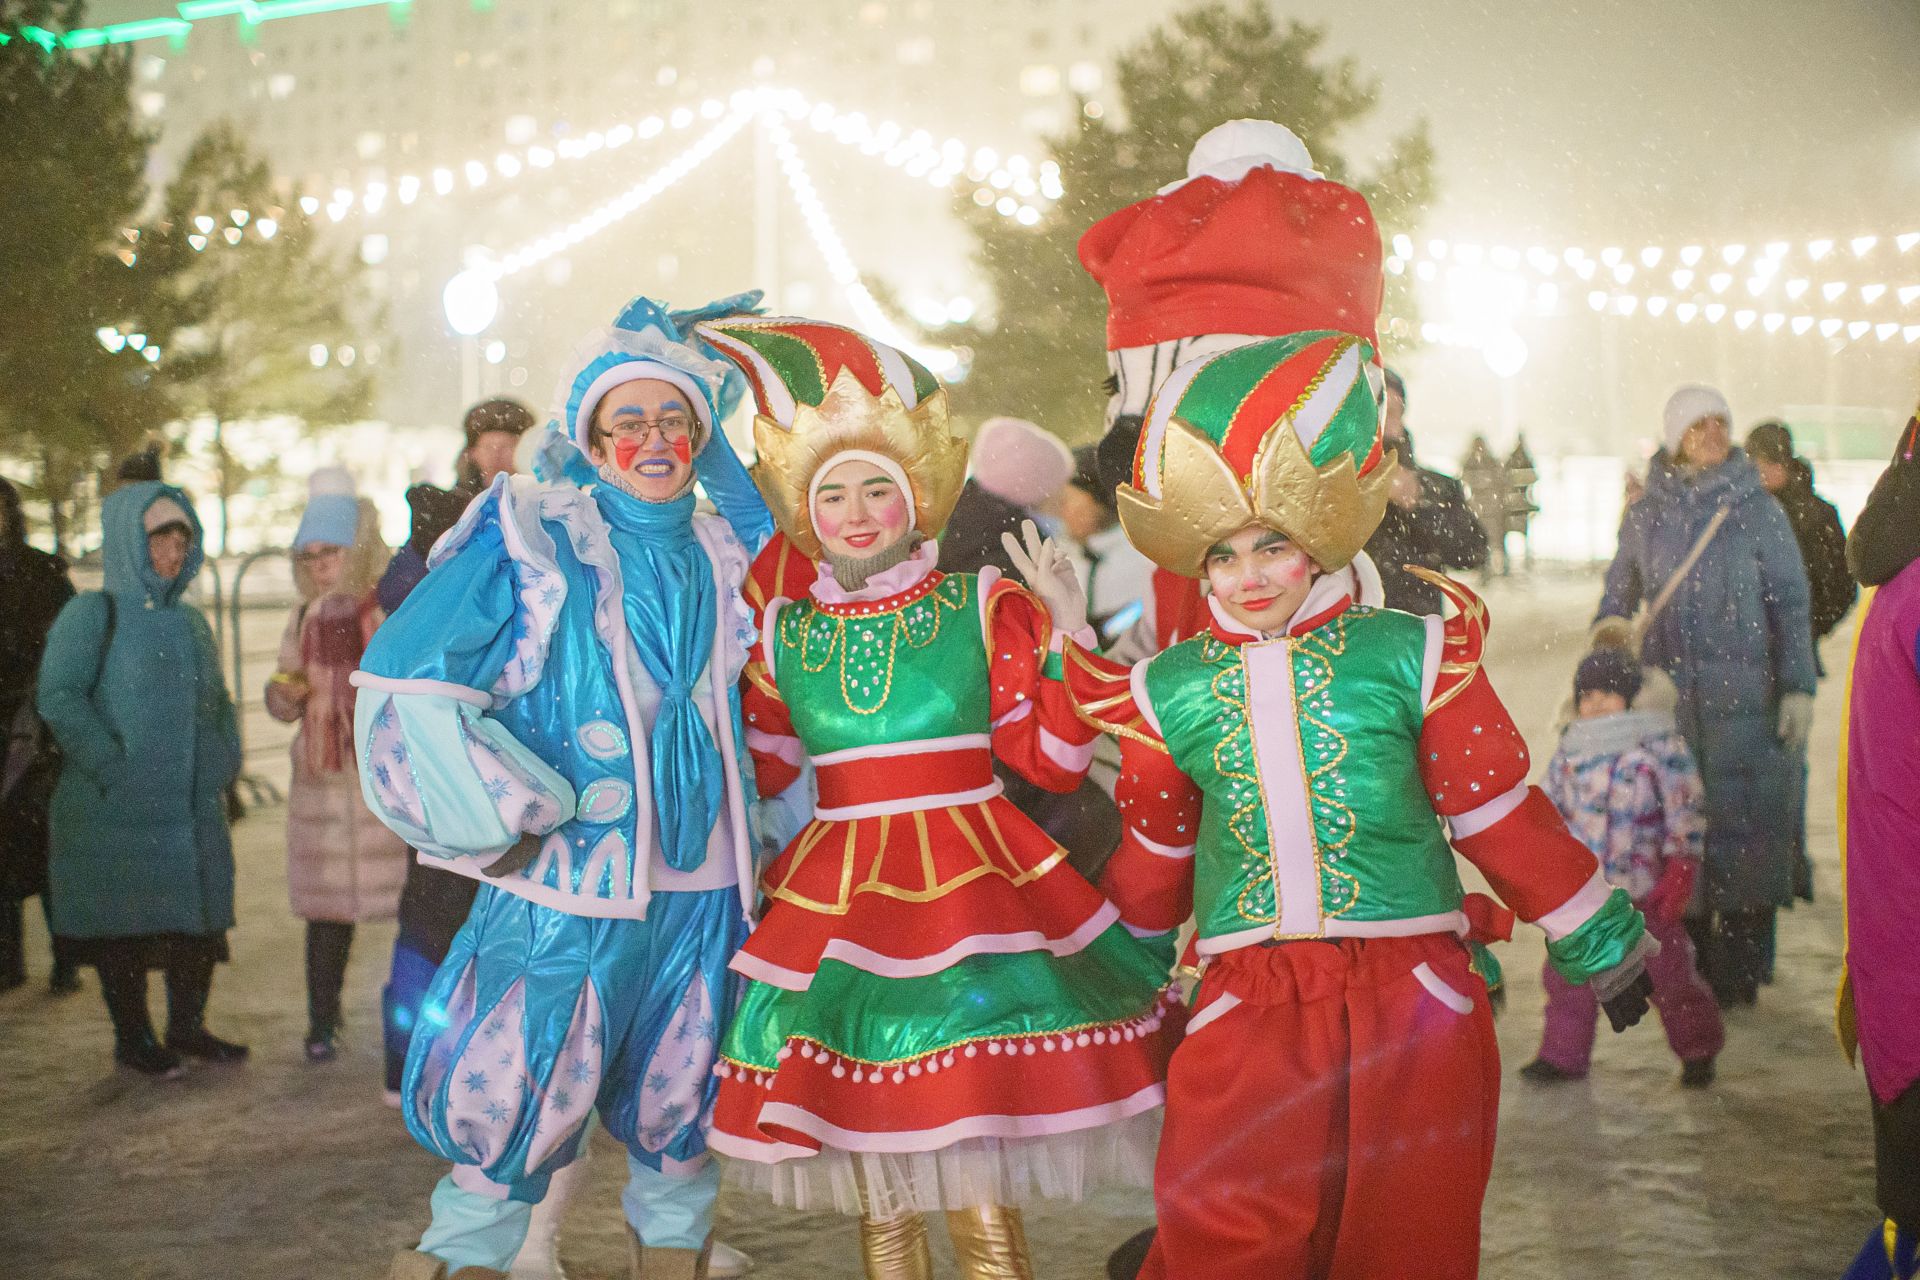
left=784, top=323, right=888, bottom=397
left=1217, top=335, right=1344, bottom=478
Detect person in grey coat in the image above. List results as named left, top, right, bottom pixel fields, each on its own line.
left=1594, top=385, right=1817, bottom=1007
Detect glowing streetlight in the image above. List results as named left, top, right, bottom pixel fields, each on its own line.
left=443, top=269, right=499, bottom=336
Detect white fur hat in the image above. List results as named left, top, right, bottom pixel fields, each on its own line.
left=1663, top=385, right=1732, bottom=454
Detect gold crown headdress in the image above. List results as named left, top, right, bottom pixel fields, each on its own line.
left=695, top=317, right=966, bottom=559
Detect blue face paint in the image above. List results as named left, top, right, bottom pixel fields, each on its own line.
left=610, top=398, right=688, bottom=419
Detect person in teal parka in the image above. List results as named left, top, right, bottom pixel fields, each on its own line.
left=38, top=481, right=249, bottom=1078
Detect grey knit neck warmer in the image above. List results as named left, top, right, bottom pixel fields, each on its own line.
left=824, top=534, right=924, bottom=592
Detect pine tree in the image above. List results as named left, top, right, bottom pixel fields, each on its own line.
left=951, top=3, right=1435, bottom=439
left=0, top=0, right=165, bottom=552
left=152, top=123, right=379, bottom=553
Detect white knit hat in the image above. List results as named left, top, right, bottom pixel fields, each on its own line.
left=1663, top=384, right=1732, bottom=454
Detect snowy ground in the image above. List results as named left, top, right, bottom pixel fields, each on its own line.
left=0, top=568, right=1877, bottom=1279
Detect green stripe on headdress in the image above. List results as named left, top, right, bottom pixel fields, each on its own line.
left=729, top=326, right=828, bottom=406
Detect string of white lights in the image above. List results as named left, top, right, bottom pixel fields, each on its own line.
left=136, top=82, right=1920, bottom=359
left=1394, top=253, right=1920, bottom=314
left=754, top=87, right=1056, bottom=225
left=165, top=84, right=1055, bottom=236
left=481, top=108, right=751, bottom=282
left=1390, top=235, right=1920, bottom=287
left=139, top=75, right=1920, bottom=274
left=762, top=113, right=959, bottom=373
left=1580, top=288, right=1920, bottom=343
left=439, top=109, right=751, bottom=336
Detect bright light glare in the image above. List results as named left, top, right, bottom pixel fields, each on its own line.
left=443, top=269, right=500, bottom=335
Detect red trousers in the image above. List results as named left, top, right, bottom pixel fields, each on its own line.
left=1142, top=933, right=1500, bottom=1280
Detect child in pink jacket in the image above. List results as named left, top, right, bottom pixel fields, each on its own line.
left=1523, top=648, right=1726, bottom=1087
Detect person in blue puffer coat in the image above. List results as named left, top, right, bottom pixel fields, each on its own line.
left=38, top=482, right=249, bottom=1078
left=1595, top=384, right=1817, bottom=1008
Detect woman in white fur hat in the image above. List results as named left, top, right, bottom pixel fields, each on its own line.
left=1593, top=385, right=1817, bottom=1007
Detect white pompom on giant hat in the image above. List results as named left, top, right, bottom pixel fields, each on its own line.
left=1159, top=118, right=1321, bottom=194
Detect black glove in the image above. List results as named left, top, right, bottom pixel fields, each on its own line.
left=1601, top=969, right=1655, bottom=1032
left=482, top=831, right=545, bottom=879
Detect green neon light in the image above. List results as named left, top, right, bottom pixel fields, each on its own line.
left=64, top=17, right=193, bottom=48
left=253, top=0, right=394, bottom=23
left=13, top=0, right=416, bottom=52
left=174, top=0, right=258, bottom=18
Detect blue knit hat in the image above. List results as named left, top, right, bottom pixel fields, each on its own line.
left=292, top=467, right=359, bottom=550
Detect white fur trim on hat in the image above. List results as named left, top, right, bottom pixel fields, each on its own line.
left=806, top=449, right=916, bottom=526
left=969, top=417, right=1074, bottom=507
left=550, top=321, right=733, bottom=453
left=1158, top=119, right=1322, bottom=194
left=572, top=361, right=710, bottom=451
left=142, top=495, right=191, bottom=534
left=1662, top=384, right=1732, bottom=454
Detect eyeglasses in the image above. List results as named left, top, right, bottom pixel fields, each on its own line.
left=606, top=414, right=694, bottom=444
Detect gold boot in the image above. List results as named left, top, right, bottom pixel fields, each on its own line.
left=859, top=1211, right=933, bottom=1280
left=944, top=1205, right=1033, bottom=1280
left=387, top=1251, right=510, bottom=1280
left=626, top=1223, right=712, bottom=1280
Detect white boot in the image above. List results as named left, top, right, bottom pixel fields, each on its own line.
left=707, top=1240, right=754, bottom=1277
left=510, top=1150, right=591, bottom=1280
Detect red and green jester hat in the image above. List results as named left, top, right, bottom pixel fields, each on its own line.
left=1063, top=330, right=1656, bottom=1279
left=1079, top=118, right=1385, bottom=652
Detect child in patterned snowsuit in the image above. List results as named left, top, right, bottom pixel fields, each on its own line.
left=1523, top=647, right=1725, bottom=1087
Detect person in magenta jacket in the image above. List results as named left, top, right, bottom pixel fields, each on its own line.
left=1839, top=411, right=1920, bottom=1280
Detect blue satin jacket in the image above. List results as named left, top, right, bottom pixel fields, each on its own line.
left=354, top=474, right=764, bottom=921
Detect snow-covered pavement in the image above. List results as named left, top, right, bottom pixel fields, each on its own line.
left=0, top=568, right=1875, bottom=1278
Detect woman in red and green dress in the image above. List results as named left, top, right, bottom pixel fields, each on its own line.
left=695, top=316, right=1179, bottom=1280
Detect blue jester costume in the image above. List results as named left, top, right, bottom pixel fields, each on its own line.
left=354, top=295, right=775, bottom=1277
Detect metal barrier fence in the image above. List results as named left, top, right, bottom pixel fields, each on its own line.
left=224, top=549, right=292, bottom=814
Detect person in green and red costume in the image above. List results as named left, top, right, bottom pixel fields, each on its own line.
left=1064, top=324, right=1655, bottom=1278
left=695, top=315, right=1180, bottom=1280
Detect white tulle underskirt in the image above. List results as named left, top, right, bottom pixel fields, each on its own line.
left=718, top=1110, right=1162, bottom=1217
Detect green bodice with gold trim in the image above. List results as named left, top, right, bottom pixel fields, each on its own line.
left=770, top=572, right=990, bottom=756
left=1144, top=607, right=1463, bottom=941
